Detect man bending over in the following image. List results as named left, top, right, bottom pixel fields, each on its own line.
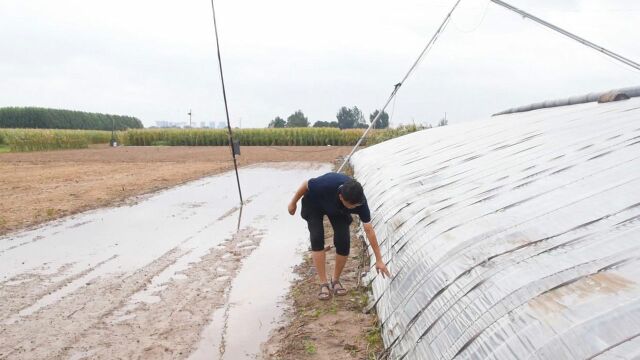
left=288, top=172, right=390, bottom=300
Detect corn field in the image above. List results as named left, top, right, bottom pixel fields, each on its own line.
left=0, top=129, right=113, bottom=152
left=120, top=126, right=422, bottom=146
left=0, top=126, right=422, bottom=152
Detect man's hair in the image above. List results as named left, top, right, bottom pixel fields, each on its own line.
left=340, top=179, right=365, bottom=205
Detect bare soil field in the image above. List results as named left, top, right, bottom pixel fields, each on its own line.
left=0, top=145, right=350, bottom=235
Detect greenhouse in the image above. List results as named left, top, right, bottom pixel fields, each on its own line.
left=352, top=91, right=640, bottom=359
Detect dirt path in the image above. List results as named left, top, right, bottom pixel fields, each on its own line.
left=263, top=164, right=384, bottom=359
left=263, top=219, right=384, bottom=360
left=0, top=145, right=350, bottom=235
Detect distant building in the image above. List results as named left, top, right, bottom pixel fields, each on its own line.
left=156, top=121, right=188, bottom=128
left=217, top=122, right=226, bottom=129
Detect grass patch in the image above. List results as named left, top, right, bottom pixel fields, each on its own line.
left=46, top=208, right=56, bottom=218
left=0, top=145, right=10, bottom=153
left=366, top=325, right=383, bottom=349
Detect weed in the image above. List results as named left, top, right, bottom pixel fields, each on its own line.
left=327, top=302, right=338, bottom=315
left=344, top=343, right=358, bottom=356
left=306, top=308, right=321, bottom=318
left=303, top=340, right=317, bottom=355
left=358, top=293, right=369, bottom=310
left=366, top=326, right=382, bottom=347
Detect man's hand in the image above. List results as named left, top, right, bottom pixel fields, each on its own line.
left=289, top=180, right=308, bottom=216
left=363, top=223, right=390, bottom=278
left=375, top=260, right=391, bottom=278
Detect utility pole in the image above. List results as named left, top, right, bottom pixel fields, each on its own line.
left=188, top=109, right=192, bottom=128
left=210, top=0, right=243, bottom=205
left=110, top=117, right=117, bottom=147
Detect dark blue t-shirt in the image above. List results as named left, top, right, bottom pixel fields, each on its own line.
left=306, top=172, right=371, bottom=223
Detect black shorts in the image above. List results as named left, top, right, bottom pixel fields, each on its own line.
left=300, top=196, right=352, bottom=256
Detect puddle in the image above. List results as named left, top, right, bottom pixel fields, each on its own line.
left=0, top=162, right=330, bottom=359
left=189, top=200, right=312, bottom=360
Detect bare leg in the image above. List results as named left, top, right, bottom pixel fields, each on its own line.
left=312, top=250, right=328, bottom=284
left=333, top=254, right=348, bottom=281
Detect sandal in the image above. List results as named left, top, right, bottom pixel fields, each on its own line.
left=318, top=283, right=332, bottom=301
left=331, top=278, right=347, bottom=296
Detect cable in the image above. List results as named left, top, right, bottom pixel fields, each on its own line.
left=452, top=0, right=490, bottom=33
left=490, top=0, right=640, bottom=72
left=337, top=0, right=464, bottom=173
left=210, top=0, right=243, bottom=205
left=389, top=90, right=398, bottom=126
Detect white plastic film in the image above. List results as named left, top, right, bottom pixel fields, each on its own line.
left=352, top=98, right=640, bottom=359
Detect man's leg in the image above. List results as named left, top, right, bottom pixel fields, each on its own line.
left=333, top=253, right=348, bottom=282
left=301, top=198, right=331, bottom=299
left=329, top=215, right=352, bottom=281
left=312, top=250, right=328, bottom=284
left=305, top=210, right=327, bottom=284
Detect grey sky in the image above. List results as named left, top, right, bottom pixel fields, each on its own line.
left=1, top=0, right=639, bottom=128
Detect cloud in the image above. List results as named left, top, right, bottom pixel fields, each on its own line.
left=1, top=0, right=639, bottom=128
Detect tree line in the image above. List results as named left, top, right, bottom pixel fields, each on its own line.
left=268, top=106, right=390, bottom=129
left=0, top=107, right=144, bottom=131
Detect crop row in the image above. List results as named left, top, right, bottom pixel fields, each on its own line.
left=0, top=126, right=422, bottom=152
left=0, top=129, right=112, bottom=152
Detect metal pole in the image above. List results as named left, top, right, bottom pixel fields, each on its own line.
left=490, top=0, right=640, bottom=72
left=111, top=117, right=116, bottom=146
left=210, top=0, right=243, bottom=204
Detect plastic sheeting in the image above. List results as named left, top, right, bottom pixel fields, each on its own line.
left=351, top=98, right=640, bottom=359
left=494, top=86, right=640, bottom=115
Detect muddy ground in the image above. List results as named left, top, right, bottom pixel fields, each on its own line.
left=1, top=162, right=335, bottom=359
left=1, top=145, right=384, bottom=359
left=0, top=145, right=350, bottom=235
left=262, top=221, right=384, bottom=360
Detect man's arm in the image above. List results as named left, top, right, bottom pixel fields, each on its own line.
left=288, top=180, right=308, bottom=215
left=363, top=222, right=391, bottom=278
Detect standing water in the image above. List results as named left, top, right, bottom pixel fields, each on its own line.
left=0, top=162, right=330, bottom=359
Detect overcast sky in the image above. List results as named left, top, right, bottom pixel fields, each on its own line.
left=1, top=0, right=639, bottom=128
